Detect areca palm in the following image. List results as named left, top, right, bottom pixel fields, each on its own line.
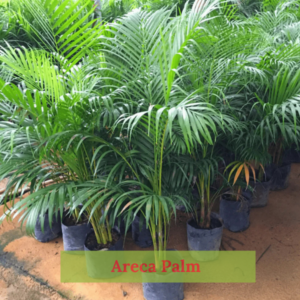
left=247, top=1, right=300, bottom=161
left=74, top=1, right=243, bottom=265
left=0, top=0, right=229, bottom=261
left=252, top=64, right=300, bottom=165
left=1, top=0, right=300, bottom=267
left=0, top=34, right=118, bottom=239
left=10, top=0, right=103, bottom=70
left=0, top=1, right=248, bottom=251
left=213, top=0, right=300, bottom=167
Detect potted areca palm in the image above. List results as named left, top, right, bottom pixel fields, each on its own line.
left=5, top=0, right=300, bottom=298
left=220, top=161, right=262, bottom=232
left=186, top=144, right=225, bottom=262
left=0, top=79, right=64, bottom=242
left=244, top=1, right=300, bottom=190
left=254, top=66, right=300, bottom=191
left=0, top=75, right=127, bottom=253
left=227, top=125, right=273, bottom=208
left=0, top=0, right=108, bottom=246
left=88, top=1, right=227, bottom=298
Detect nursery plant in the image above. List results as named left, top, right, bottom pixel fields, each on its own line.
left=251, top=63, right=300, bottom=189
left=220, top=160, right=264, bottom=232
left=93, top=0, right=230, bottom=267
left=1, top=1, right=300, bottom=299
left=0, top=0, right=122, bottom=248
left=0, top=0, right=223, bottom=253
left=243, top=1, right=300, bottom=168
left=224, top=160, right=264, bottom=201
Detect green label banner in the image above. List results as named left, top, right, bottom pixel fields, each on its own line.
left=61, top=251, right=256, bottom=283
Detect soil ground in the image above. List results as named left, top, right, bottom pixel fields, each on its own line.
left=0, top=165, right=300, bottom=300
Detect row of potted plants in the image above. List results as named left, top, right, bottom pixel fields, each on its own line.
left=33, top=144, right=297, bottom=300
left=1, top=0, right=300, bottom=299
left=34, top=143, right=296, bottom=240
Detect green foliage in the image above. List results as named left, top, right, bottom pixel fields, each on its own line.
left=0, top=0, right=300, bottom=259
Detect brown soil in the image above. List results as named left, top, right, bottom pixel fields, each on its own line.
left=0, top=266, right=64, bottom=300
left=0, top=164, right=300, bottom=300
left=85, top=230, right=120, bottom=251
left=188, top=215, right=222, bottom=230
left=63, top=212, right=88, bottom=227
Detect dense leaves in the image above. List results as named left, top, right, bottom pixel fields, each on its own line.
left=0, top=0, right=300, bottom=253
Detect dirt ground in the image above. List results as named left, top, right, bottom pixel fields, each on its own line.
left=0, top=165, right=300, bottom=300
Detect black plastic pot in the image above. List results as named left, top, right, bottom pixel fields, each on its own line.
left=269, top=163, right=291, bottom=191
left=35, top=213, right=62, bottom=243
left=142, top=250, right=184, bottom=300
left=187, top=212, right=223, bottom=261
left=143, top=282, right=184, bottom=300
left=84, top=229, right=124, bottom=279
left=132, top=215, right=153, bottom=248
left=219, top=193, right=250, bottom=232
left=282, top=149, right=300, bottom=164
left=62, top=215, right=91, bottom=251
left=84, top=230, right=124, bottom=252
left=243, top=189, right=253, bottom=205
left=250, top=179, right=271, bottom=208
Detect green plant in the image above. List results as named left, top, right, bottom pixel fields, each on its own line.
left=253, top=65, right=300, bottom=166
left=224, top=161, right=264, bottom=200
left=0, top=0, right=118, bottom=244
left=1, top=0, right=300, bottom=270
left=84, top=0, right=234, bottom=267
left=9, top=0, right=102, bottom=70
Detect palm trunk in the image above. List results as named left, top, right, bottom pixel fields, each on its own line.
left=199, top=175, right=206, bottom=228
